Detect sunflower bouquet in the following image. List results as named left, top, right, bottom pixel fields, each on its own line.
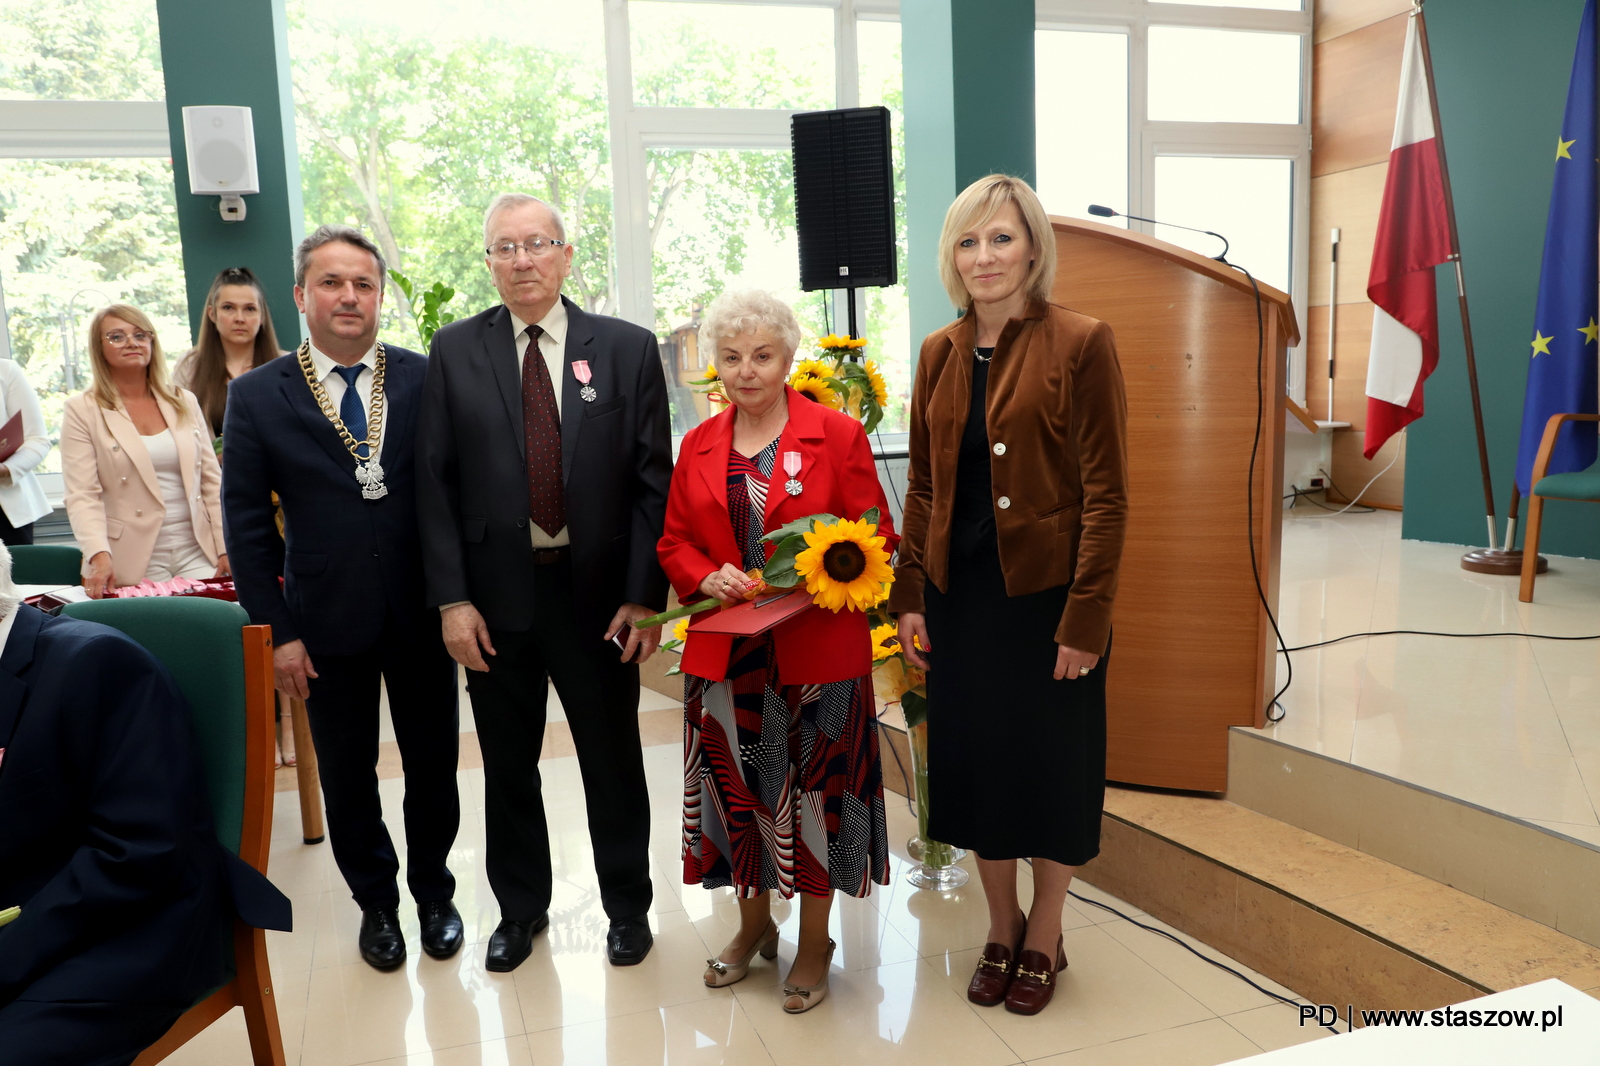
left=789, top=335, right=890, bottom=434
left=634, top=508, right=893, bottom=631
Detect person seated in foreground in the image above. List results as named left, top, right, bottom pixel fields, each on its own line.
left=0, top=543, right=290, bottom=1066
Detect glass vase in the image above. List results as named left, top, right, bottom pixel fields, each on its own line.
left=905, top=720, right=969, bottom=889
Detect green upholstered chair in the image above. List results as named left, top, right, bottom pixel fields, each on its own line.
left=8, top=544, right=82, bottom=586
left=1520, top=412, right=1600, bottom=603
left=60, top=597, right=286, bottom=1066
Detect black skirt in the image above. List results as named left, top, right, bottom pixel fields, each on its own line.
left=923, top=547, right=1108, bottom=866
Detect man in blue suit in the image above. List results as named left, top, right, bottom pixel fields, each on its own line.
left=223, top=225, right=462, bottom=970
left=0, top=543, right=290, bottom=1065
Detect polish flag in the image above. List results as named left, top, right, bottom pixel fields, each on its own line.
left=1363, top=14, right=1453, bottom=459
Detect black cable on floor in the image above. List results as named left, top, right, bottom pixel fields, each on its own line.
left=1061, top=886, right=1341, bottom=1034
left=1281, top=628, right=1600, bottom=653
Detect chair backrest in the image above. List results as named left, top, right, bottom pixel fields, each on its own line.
left=10, top=544, right=84, bottom=586
left=60, top=597, right=251, bottom=854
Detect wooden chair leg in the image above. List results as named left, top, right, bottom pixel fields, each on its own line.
left=1519, top=494, right=1547, bottom=602
left=235, top=921, right=287, bottom=1066
left=288, top=697, right=324, bottom=844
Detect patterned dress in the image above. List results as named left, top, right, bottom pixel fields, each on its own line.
left=682, top=438, right=890, bottom=898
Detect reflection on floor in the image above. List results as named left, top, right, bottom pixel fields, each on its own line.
left=1251, top=509, right=1600, bottom=843
left=176, top=745, right=1339, bottom=1065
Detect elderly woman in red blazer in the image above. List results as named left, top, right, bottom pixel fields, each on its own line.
left=659, top=289, right=895, bottom=1016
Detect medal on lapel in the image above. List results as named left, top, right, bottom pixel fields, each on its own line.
left=573, top=360, right=597, bottom=402
left=783, top=451, right=803, bottom=496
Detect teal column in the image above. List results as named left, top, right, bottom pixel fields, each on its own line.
left=902, top=0, right=1036, bottom=355
left=156, top=0, right=303, bottom=349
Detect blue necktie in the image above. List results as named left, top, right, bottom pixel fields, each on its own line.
left=331, top=364, right=369, bottom=459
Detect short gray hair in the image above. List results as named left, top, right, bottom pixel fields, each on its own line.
left=483, top=194, right=568, bottom=249
left=294, top=225, right=387, bottom=289
left=698, top=290, right=802, bottom=359
left=0, top=543, right=20, bottom=620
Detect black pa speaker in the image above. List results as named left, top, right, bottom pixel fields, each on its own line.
left=792, top=106, right=897, bottom=292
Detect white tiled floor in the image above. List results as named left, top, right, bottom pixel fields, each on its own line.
left=1249, top=508, right=1600, bottom=835
left=172, top=744, right=1342, bottom=1064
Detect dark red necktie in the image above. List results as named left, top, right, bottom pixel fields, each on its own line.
left=522, top=324, right=566, bottom=537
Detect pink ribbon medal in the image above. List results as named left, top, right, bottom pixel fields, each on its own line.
left=573, top=360, right=596, bottom=402
left=783, top=451, right=803, bottom=496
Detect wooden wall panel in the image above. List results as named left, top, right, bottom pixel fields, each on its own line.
left=1315, top=0, right=1413, bottom=44
left=1303, top=302, right=1376, bottom=428
left=1313, top=14, right=1408, bottom=177
left=1309, top=162, right=1388, bottom=306
left=1327, top=429, right=1406, bottom=510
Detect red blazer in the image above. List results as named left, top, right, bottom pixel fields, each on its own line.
left=659, top=386, right=897, bottom=684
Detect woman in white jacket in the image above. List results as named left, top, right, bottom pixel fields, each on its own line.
left=0, top=358, right=54, bottom=545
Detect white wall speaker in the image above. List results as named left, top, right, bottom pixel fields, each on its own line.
left=181, top=105, right=260, bottom=195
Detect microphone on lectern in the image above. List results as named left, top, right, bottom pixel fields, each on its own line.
left=1086, top=204, right=1231, bottom=263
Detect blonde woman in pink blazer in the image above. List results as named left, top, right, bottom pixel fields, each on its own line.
left=62, top=304, right=228, bottom=598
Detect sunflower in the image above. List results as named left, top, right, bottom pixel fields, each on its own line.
left=701, top=363, right=719, bottom=381
left=791, top=372, right=841, bottom=409
left=792, top=358, right=835, bottom=381
left=870, top=622, right=901, bottom=661
left=863, top=360, right=890, bottom=408
left=670, top=617, right=689, bottom=644
left=794, top=517, right=894, bottom=612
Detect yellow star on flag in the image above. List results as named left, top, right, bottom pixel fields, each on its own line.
left=1557, top=137, right=1576, bottom=160
left=1582, top=319, right=1600, bottom=344
left=1532, top=331, right=1554, bottom=356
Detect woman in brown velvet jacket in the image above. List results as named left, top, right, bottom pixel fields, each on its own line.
left=892, top=175, right=1128, bottom=1017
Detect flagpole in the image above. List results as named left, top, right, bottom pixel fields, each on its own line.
left=1412, top=3, right=1514, bottom=567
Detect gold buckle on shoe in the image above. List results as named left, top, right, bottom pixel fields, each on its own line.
left=976, top=956, right=1011, bottom=972
left=1015, top=966, right=1053, bottom=984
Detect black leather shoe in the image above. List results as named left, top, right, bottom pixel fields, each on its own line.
left=607, top=916, right=653, bottom=966
left=358, top=907, right=406, bottom=970
left=485, top=913, right=549, bottom=973
left=418, top=900, right=464, bottom=959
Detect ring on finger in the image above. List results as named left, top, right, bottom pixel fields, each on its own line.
left=1078, top=666, right=1091, bottom=676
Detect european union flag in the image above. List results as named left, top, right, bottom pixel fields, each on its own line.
left=1516, top=0, right=1599, bottom=495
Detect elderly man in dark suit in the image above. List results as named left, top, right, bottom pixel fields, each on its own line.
left=223, top=225, right=462, bottom=971
left=417, top=193, right=672, bottom=971
left=0, top=544, right=290, bottom=1066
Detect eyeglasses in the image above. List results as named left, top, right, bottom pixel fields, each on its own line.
left=103, top=330, right=153, bottom=346
left=486, top=238, right=568, bottom=262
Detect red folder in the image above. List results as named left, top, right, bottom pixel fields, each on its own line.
left=691, top=588, right=814, bottom=636
left=0, top=412, right=22, bottom=464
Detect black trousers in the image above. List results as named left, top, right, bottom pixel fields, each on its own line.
left=0, top=998, right=189, bottom=1066
left=0, top=507, right=34, bottom=546
left=303, top=610, right=460, bottom=910
left=468, top=559, right=652, bottom=922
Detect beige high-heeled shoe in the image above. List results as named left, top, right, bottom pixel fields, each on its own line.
left=781, top=938, right=836, bottom=1014
left=704, top=922, right=780, bottom=988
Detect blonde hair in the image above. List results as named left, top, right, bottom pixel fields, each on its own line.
left=86, top=304, right=188, bottom=424
left=937, top=174, right=1058, bottom=310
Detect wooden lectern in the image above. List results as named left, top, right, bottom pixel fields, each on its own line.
left=1050, top=216, right=1299, bottom=792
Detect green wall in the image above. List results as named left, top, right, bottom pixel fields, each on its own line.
left=902, top=0, right=1036, bottom=353
left=156, top=0, right=303, bottom=350
left=1408, top=0, right=1598, bottom=558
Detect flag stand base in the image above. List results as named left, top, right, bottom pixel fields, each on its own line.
left=1461, top=548, right=1546, bottom=576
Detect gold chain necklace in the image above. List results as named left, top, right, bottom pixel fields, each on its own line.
left=297, top=340, right=389, bottom=499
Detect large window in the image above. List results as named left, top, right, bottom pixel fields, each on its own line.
left=1036, top=0, right=1311, bottom=399
left=288, top=0, right=612, bottom=347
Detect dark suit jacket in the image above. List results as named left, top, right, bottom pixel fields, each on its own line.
left=417, top=297, right=672, bottom=639
left=222, top=346, right=432, bottom=657
left=0, top=606, right=289, bottom=1009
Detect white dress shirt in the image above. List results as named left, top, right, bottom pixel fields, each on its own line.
left=0, top=600, right=19, bottom=661
left=507, top=301, right=570, bottom=548
left=307, top=343, right=386, bottom=463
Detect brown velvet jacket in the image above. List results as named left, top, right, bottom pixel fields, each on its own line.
left=889, top=300, right=1129, bottom=653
